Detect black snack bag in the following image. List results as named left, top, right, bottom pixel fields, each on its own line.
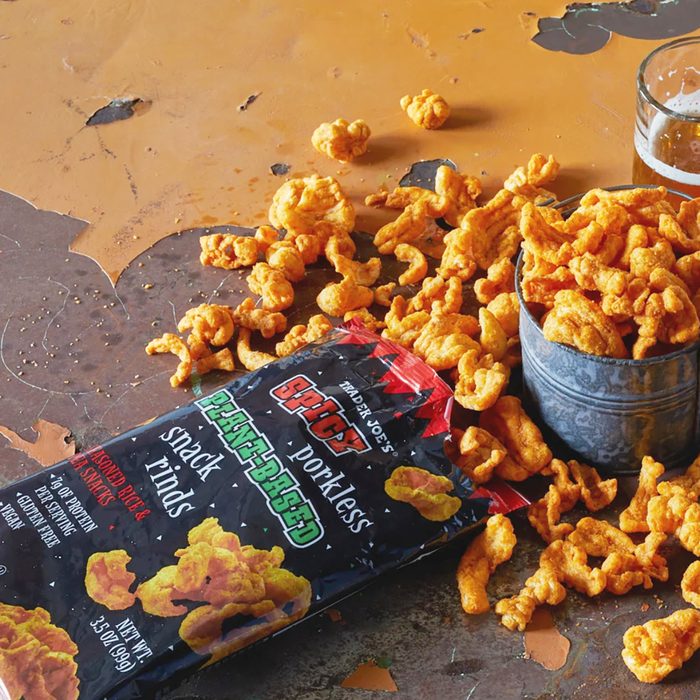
left=0, top=322, right=493, bottom=699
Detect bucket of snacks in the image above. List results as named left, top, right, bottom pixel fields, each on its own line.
left=515, top=185, right=700, bottom=473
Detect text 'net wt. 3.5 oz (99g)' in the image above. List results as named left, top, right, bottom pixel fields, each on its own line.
left=0, top=321, right=524, bottom=699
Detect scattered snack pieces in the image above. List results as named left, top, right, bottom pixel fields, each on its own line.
left=495, top=556, right=566, bottom=632
left=619, top=456, right=665, bottom=533
left=269, top=175, right=355, bottom=237
left=394, top=243, right=428, bottom=285
left=317, top=277, right=374, bottom=317
left=0, top=601, right=80, bottom=700
left=522, top=187, right=700, bottom=359
left=452, top=426, right=507, bottom=485
left=311, top=118, right=371, bottom=162
left=682, top=561, right=700, bottom=609
left=330, top=252, right=382, bottom=286
left=85, top=550, right=137, bottom=611
left=434, top=165, right=481, bottom=227
left=527, top=486, right=574, bottom=544
left=548, top=459, right=580, bottom=512
left=475, top=259, right=516, bottom=305
left=146, top=333, right=193, bottom=387
left=232, top=298, right=287, bottom=339
left=196, top=347, right=236, bottom=375
left=266, top=240, right=306, bottom=282
left=454, top=349, right=509, bottom=412
left=384, top=466, right=461, bottom=522
left=457, top=514, right=516, bottom=614
left=374, top=282, right=396, bottom=307
left=275, top=315, right=333, bottom=356
left=412, top=313, right=481, bottom=371
left=569, top=460, right=617, bottom=512
left=540, top=539, right=606, bottom=597
left=199, top=233, right=260, bottom=269
left=400, top=88, right=450, bottom=130
left=236, top=328, right=276, bottom=371
left=647, top=483, right=700, bottom=557
left=248, top=262, right=295, bottom=312
left=479, top=397, right=552, bottom=481
left=178, top=304, right=235, bottom=350
left=479, top=308, right=507, bottom=361
left=622, top=608, right=700, bottom=683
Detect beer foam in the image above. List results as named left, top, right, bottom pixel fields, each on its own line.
left=636, top=89, right=700, bottom=186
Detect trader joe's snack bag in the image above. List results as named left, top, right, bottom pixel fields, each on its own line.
left=0, top=322, right=493, bottom=699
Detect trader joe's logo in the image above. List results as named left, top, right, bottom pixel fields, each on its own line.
left=196, top=390, right=324, bottom=548
left=270, top=375, right=371, bottom=456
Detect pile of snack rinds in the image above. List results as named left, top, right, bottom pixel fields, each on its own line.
left=143, top=89, right=700, bottom=684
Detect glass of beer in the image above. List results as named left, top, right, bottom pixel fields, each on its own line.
left=633, top=36, right=700, bottom=198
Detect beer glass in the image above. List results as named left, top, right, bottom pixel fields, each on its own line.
left=633, top=36, right=700, bottom=197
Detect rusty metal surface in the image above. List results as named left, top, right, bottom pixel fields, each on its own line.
left=2, top=191, right=699, bottom=698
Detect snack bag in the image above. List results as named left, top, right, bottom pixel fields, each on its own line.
left=0, top=322, right=491, bottom=699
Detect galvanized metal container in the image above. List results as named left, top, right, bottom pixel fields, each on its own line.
left=516, top=185, right=698, bottom=474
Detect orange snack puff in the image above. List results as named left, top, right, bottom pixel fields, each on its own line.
left=330, top=253, right=382, bottom=286
left=406, top=276, right=464, bottom=315
left=275, top=315, right=333, bottom=357
left=232, top=298, right=287, bottom=339
left=400, top=88, right=450, bottom=129
left=394, top=243, right=428, bottom=285
left=479, top=397, right=553, bottom=480
left=454, top=349, right=510, bottom=412
left=269, top=175, right=355, bottom=236
left=384, top=466, right=462, bottom=522
left=316, top=277, right=374, bottom=317
left=373, top=199, right=436, bottom=255
left=311, top=118, right=370, bottom=162
left=0, top=602, right=80, bottom=700
left=85, top=550, right=136, bottom=611
left=247, top=262, right=294, bottom=312
left=434, top=165, right=481, bottom=227
left=527, top=485, right=574, bottom=543
left=682, top=561, right=700, bottom=609
left=619, top=456, right=665, bottom=533
left=266, top=240, right=306, bottom=282
left=622, top=608, right=700, bottom=683
left=236, top=327, right=276, bottom=371
left=568, top=517, right=634, bottom=558
left=374, top=282, right=396, bottom=307
left=548, top=458, right=581, bottom=512
left=196, top=348, right=236, bottom=376
left=569, top=460, right=617, bottom=512
left=178, top=304, right=235, bottom=348
left=479, top=307, right=507, bottom=362
left=199, top=233, right=260, bottom=269
left=503, top=153, right=559, bottom=201
left=487, top=292, right=520, bottom=338
left=474, top=259, right=516, bottom=305
left=452, top=426, right=507, bottom=485
left=539, top=539, right=606, bottom=597
left=412, top=313, right=481, bottom=371
left=146, top=333, right=193, bottom=387
left=456, top=514, right=516, bottom=614
left=543, top=289, right=628, bottom=358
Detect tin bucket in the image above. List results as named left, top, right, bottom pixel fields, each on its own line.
left=515, top=185, right=698, bottom=474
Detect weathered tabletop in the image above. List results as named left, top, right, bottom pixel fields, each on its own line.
left=1, top=1, right=700, bottom=699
